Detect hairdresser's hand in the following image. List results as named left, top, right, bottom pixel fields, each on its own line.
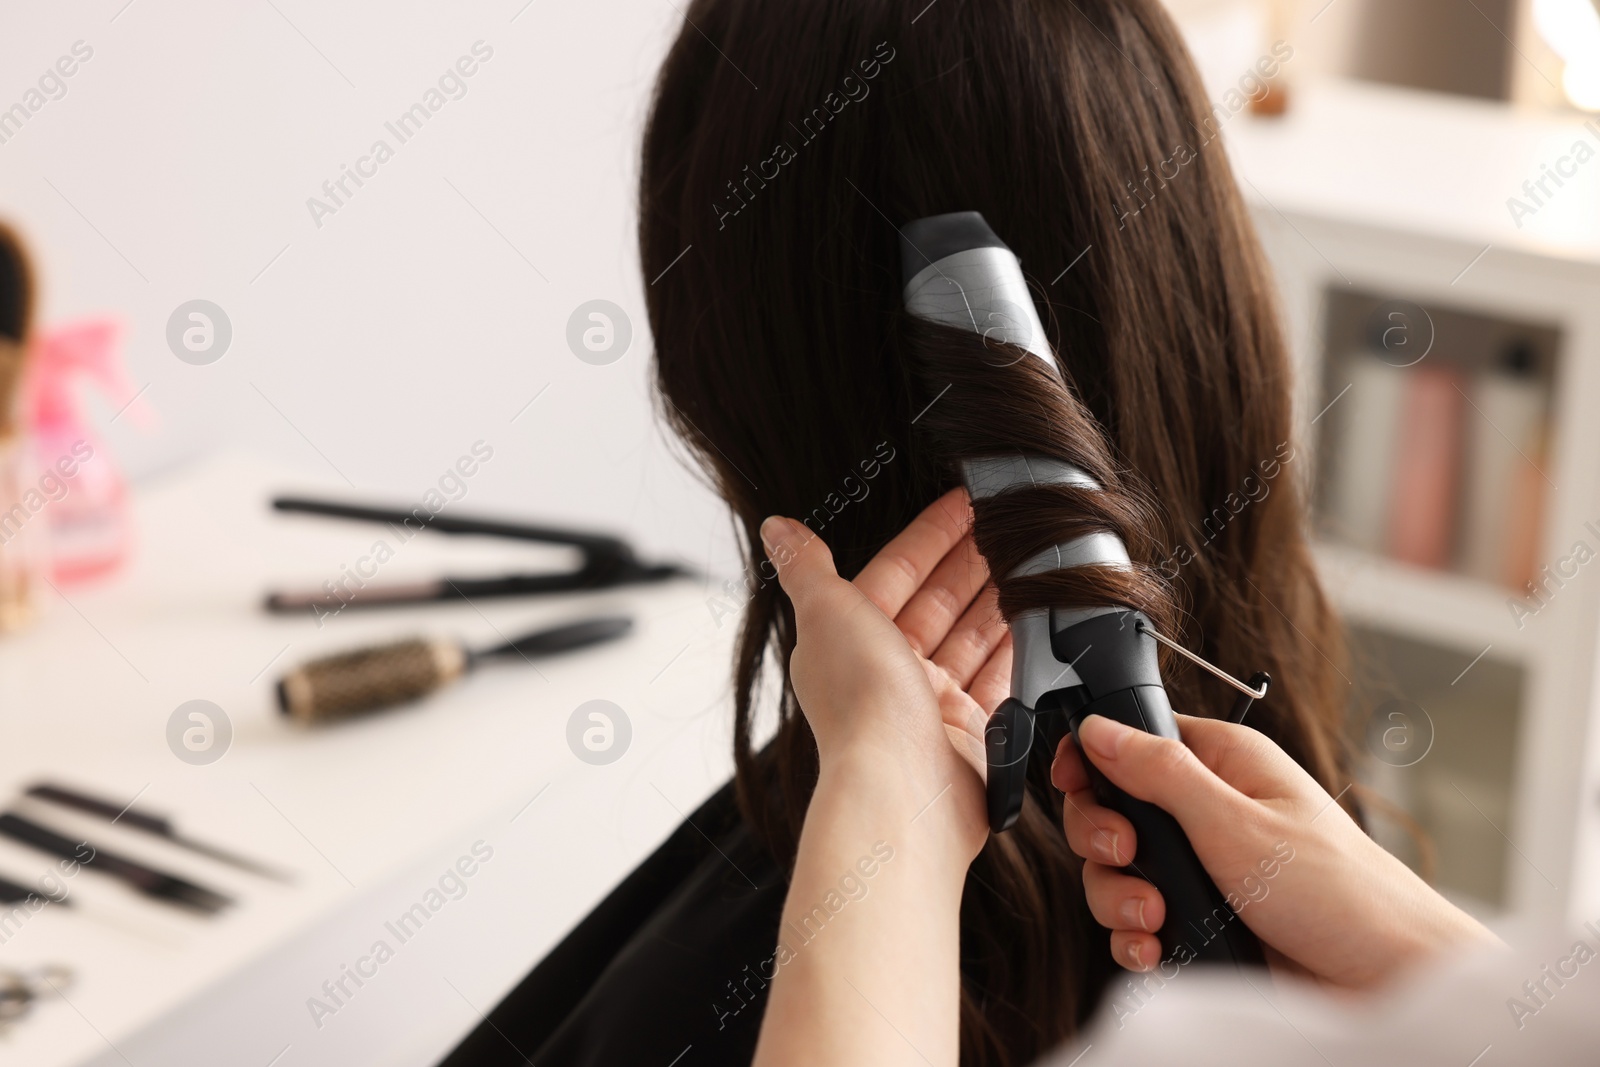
left=1053, top=714, right=1497, bottom=990
left=761, top=489, right=1010, bottom=863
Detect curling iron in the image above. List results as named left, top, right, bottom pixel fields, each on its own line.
left=900, top=211, right=1267, bottom=970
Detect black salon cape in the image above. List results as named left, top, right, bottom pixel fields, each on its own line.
left=438, top=780, right=787, bottom=1066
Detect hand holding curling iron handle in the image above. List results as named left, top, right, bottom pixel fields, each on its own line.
left=896, top=209, right=1262, bottom=969
left=1049, top=611, right=1266, bottom=968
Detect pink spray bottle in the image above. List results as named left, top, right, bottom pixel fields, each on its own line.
left=26, top=319, right=144, bottom=584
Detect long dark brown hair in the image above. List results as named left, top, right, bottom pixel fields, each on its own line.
left=640, top=1, right=1352, bottom=1062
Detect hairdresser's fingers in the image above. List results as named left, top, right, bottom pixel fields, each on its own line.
left=1170, top=713, right=1322, bottom=802
left=1050, top=735, right=1091, bottom=795
left=928, top=581, right=1007, bottom=686
left=1060, top=789, right=1137, bottom=867
left=893, top=535, right=989, bottom=658
left=853, top=488, right=972, bottom=619
left=921, top=658, right=989, bottom=747
left=966, top=631, right=1013, bottom=716
left=761, top=516, right=853, bottom=620
left=1110, top=929, right=1163, bottom=973
left=1074, top=715, right=1248, bottom=844
left=1059, top=715, right=1311, bottom=807
left=1083, top=861, right=1165, bottom=935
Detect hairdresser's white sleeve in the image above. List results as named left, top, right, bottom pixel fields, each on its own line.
left=1040, top=921, right=1599, bottom=1067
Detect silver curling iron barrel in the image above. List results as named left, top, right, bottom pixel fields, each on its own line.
left=900, top=211, right=1266, bottom=970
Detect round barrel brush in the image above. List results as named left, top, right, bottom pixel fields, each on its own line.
left=277, top=615, right=632, bottom=724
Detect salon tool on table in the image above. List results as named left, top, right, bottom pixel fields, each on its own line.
left=264, top=496, right=690, bottom=614
left=0, top=862, right=186, bottom=950
left=0, top=965, right=71, bottom=1033
left=25, top=782, right=292, bottom=883
left=0, top=870, right=72, bottom=908
left=0, top=812, right=232, bottom=915
left=277, top=614, right=633, bottom=723
left=901, top=211, right=1268, bottom=969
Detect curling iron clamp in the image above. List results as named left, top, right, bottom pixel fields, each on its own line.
left=900, top=212, right=1269, bottom=970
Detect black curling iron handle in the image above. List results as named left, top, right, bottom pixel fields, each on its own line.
left=1066, top=685, right=1266, bottom=969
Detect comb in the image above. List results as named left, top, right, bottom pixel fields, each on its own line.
left=25, top=783, right=292, bottom=882
left=0, top=813, right=233, bottom=916
left=0, top=870, right=71, bottom=908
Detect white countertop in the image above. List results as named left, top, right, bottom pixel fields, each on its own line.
left=0, top=451, right=738, bottom=1067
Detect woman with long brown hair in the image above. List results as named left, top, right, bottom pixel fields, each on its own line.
left=643, top=0, right=1340, bottom=1056
left=441, top=2, right=1489, bottom=1064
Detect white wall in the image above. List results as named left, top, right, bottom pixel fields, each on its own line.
left=1161, top=0, right=1368, bottom=85
left=9, top=0, right=1562, bottom=594
left=0, top=0, right=737, bottom=575
left=1166, top=0, right=1569, bottom=106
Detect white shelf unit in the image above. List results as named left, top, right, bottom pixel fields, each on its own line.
left=1311, top=542, right=1538, bottom=659
left=1229, top=79, right=1600, bottom=925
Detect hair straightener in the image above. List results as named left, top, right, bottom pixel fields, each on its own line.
left=900, top=211, right=1267, bottom=970
left=263, top=497, right=689, bottom=614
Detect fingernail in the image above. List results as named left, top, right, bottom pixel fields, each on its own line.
left=1078, top=714, right=1132, bottom=761
left=760, top=516, right=796, bottom=557
left=1095, top=830, right=1124, bottom=867
left=1126, top=939, right=1148, bottom=971
left=1120, top=896, right=1147, bottom=932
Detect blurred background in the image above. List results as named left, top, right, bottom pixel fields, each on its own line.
left=3, top=0, right=1600, bottom=1064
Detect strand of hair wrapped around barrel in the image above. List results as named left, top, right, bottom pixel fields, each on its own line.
left=903, top=317, right=1179, bottom=634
